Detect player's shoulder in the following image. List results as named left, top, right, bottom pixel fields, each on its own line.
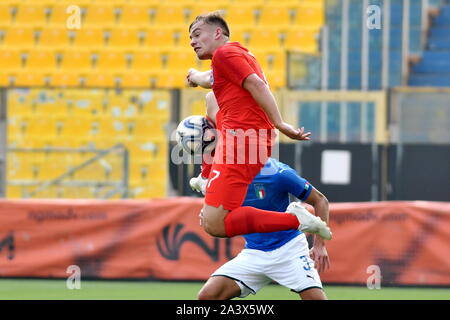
left=214, top=42, right=248, bottom=58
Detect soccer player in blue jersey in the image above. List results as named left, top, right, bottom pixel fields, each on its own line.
left=190, top=92, right=330, bottom=300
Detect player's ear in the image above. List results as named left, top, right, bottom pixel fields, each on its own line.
left=214, top=27, right=223, bottom=40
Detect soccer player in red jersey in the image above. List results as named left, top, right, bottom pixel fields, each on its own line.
left=187, top=12, right=331, bottom=240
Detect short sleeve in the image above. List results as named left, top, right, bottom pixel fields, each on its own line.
left=279, top=168, right=313, bottom=201
left=213, top=46, right=255, bottom=87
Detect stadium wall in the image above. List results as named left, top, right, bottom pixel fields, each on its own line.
left=0, top=198, right=449, bottom=287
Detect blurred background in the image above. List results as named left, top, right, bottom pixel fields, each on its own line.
left=0, top=0, right=449, bottom=299
left=0, top=0, right=448, bottom=202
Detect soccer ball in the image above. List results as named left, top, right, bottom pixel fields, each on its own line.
left=176, top=115, right=217, bottom=155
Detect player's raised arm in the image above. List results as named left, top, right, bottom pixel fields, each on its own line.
left=242, top=74, right=311, bottom=141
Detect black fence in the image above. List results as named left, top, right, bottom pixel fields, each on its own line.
left=171, top=142, right=450, bottom=203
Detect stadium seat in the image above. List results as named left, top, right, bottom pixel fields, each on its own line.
left=165, top=50, right=198, bottom=72
left=2, top=27, right=37, bottom=49
left=71, top=28, right=107, bottom=50
left=284, top=27, right=319, bottom=53
left=0, top=50, right=23, bottom=73
left=130, top=51, right=163, bottom=74
left=143, top=28, right=176, bottom=49
left=156, top=72, right=187, bottom=89
left=38, top=28, right=71, bottom=50
left=248, top=28, right=283, bottom=50
left=14, top=51, right=57, bottom=86
left=225, top=5, right=259, bottom=28
left=58, top=50, right=93, bottom=72
left=118, top=5, right=152, bottom=26
left=48, top=4, right=76, bottom=26
left=295, top=6, right=324, bottom=28
left=82, top=4, right=117, bottom=27
left=188, top=3, right=229, bottom=20
left=0, top=4, right=14, bottom=28
left=153, top=4, right=188, bottom=27
left=95, top=51, right=128, bottom=73
left=258, top=4, right=292, bottom=27
left=13, top=4, right=48, bottom=27
left=107, top=28, right=142, bottom=49
left=51, top=51, right=93, bottom=87
left=120, top=73, right=152, bottom=88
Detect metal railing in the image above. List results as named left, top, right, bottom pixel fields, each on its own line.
left=6, top=144, right=129, bottom=199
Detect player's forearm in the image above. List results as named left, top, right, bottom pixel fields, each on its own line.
left=193, top=70, right=213, bottom=88
left=243, top=76, right=283, bottom=127
left=312, top=195, right=329, bottom=246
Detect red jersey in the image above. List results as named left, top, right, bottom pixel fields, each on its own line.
left=211, top=42, right=275, bottom=132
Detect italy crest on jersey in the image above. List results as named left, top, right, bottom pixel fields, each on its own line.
left=254, top=184, right=266, bottom=200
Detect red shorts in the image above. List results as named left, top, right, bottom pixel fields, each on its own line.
left=204, top=162, right=266, bottom=211
left=204, top=133, right=273, bottom=211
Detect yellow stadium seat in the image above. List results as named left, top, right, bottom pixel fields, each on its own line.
left=59, top=50, right=93, bottom=71
left=165, top=50, right=197, bottom=72
left=248, top=28, right=282, bottom=50
left=2, top=27, right=36, bottom=49
left=0, top=50, right=22, bottom=73
left=95, top=51, right=128, bottom=73
left=188, top=3, right=229, bottom=20
left=156, top=72, right=187, bottom=89
left=229, top=27, right=250, bottom=46
left=132, top=118, right=165, bottom=138
left=0, top=73, right=9, bottom=86
left=14, top=4, right=47, bottom=26
left=107, top=28, right=141, bottom=49
left=130, top=160, right=167, bottom=183
left=225, top=4, right=259, bottom=28
left=48, top=4, right=75, bottom=26
left=50, top=51, right=93, bottom=87
left=153, top=4, right=188, bottom=26
left=13, top=51, right=56, bottom=87
left=26, top=50, right=57, bottom=70
left=130, top=51, right=163, bottom=74
left=118, top=5, right=152, bottom=26
left=50, top=73, right=81, bottom=87
left=38, top=27, right=71, bottom=50
left=121, top=73, right=152, bottom=88
left=258, top=5, right=292, bottom=27
left=295, top=6, right=324, bottom=28
left=284, top=27, right=319, bottom=53
left=173, top=26, right=192, bottom=48
left=13, top=73, right=48, bottom=87
left=71, top=28, right=107, bottom=50
left=0, top=4, right=14, bottom=28
left=143, top=28, right=175, bottom=49
left=83, top=4, right=117, bottom=27
left=84, top=73, right=117, bottom=88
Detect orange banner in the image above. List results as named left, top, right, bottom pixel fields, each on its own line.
left=0, top=198, right=449, bottom=286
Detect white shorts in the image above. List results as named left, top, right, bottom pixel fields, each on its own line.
left=211, top=233, right=323, bottom=298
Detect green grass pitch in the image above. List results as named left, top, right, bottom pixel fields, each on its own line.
left=0, top=279, right=449, bottom=300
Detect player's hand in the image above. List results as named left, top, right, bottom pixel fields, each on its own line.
left=277, top=123, right=311, bottom=141
left=189, top=173, right=207, bottom=195
left=309, top=242, right=330, bottom=274
left=186, top=68, right=199, bottom=87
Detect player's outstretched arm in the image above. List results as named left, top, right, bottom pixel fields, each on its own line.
left=242, top=74, right=311, bottom=141
left=187, top=68, right=212, bottom=88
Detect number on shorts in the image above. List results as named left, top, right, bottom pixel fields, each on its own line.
left=207, top=170, right=221, bottom=188
left=299, top=255, right=312, bottom=271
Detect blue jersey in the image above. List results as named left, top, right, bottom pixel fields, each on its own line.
left=242, top=158, right=313, bottom=251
